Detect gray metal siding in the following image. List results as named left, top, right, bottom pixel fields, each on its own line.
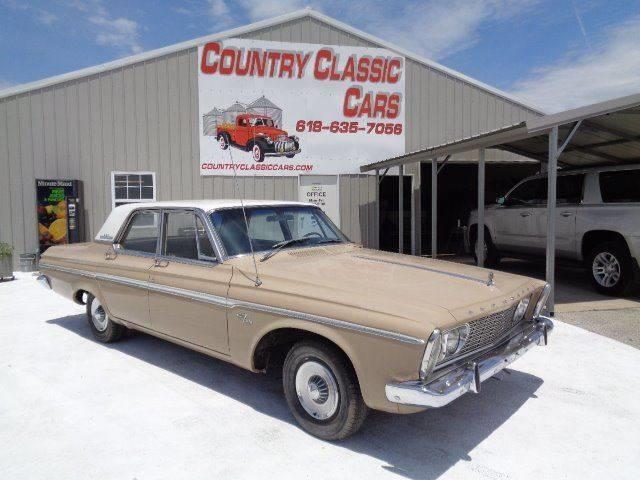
left=0, top=15, right=535, bottom=265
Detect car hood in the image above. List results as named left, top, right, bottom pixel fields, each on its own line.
left=229, top=245, right=544, bottom=333
left=257, top=126, right=289, bottom=138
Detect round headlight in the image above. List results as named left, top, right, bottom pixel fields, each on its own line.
left=444, top=330, right=461, bottom=354
left=513, top=297, right=530, bottom=323
left=441, top=324, right=470, bottom=359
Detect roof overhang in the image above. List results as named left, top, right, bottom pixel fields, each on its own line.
left=361, top=92, right=640, bottom=172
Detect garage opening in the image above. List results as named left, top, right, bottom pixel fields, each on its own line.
left=379, top=175, right=411, bottom=252
left=420, top=163, right=538, bottom=256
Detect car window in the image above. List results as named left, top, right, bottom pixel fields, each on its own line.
left=599, top=170, right=640, bottom=203
left=505, top=178, right=547, bottom=205
left=163, top=210, right=207, bottom=261
left=557, top=174, right=584, bottom=204
left=238, top=118, right=247, bottom=126
left=120, top=210, right=160, bottom=254
left=211, top=206, right=348, bottom=257
left=195, top=215, right=216, bottom=259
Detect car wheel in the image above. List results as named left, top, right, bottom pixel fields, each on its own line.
left=588, top=241, right=634, bottom=296
left=473, top=229, right=500, bottom=268
left=86, top=293, right=126, bottom=343
left=217, top=134, right=229, bottom=150
left=283, top=341, right=368, bottom=440
left=251, top=143, right=265, bottom=162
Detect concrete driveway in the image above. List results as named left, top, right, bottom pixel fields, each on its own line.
left=1, top=274, right=639, bottom=479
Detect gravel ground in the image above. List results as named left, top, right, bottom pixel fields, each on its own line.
left=1, top=274, right=639, bottom=480
left=557, top=308, right=640, bottom=349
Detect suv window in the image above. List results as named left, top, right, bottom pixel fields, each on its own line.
left=557, top=174, right=584, bottom=204
left=506, top=178, right=547, bottom=205
left=506, top=175, right=584, bottom=206
left=120, top=211, right=160, bottom=254
left=599, top=170, right=640, bottom=203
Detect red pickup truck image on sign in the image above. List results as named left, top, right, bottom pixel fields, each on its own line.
left=216, top=114, right=301, bottom=163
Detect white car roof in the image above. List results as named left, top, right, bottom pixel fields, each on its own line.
left=94, top=199, right=311, bottom=243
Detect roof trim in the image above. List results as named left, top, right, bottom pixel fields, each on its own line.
left=527, top=92, right=640, bottom=133
left=0, top=8, right=542, bottom=113
left=360, top=123, right=535, bottom=171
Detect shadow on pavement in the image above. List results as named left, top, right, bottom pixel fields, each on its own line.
left=48, top=313, right=543, bottom=480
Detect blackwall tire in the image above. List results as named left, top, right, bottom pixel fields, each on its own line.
left=86, top=293, right=126, bottom=343
left=588, top=241, right=634, bottom=296
left=473, top=230, right=500, bottom=268
left=283, top=341, right=368, bottom=441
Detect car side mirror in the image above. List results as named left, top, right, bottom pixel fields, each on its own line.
left=496, top=197, right=505, bottom=205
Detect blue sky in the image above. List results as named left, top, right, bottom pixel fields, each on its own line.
left=1, top=0, right=639, bottom=112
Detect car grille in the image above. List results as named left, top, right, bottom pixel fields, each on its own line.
left=275, top=140, right=295, bottom=152
left=456, top=304, right=518, bottom=358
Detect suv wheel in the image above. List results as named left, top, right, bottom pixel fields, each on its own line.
left=217, top=134, right=229, bottom=150
left=251, top=142, right=265, bottom=162
left=588, top=241, right=634, bottom=296
left=473, top=229, right=500, bottom=268
left=86, top=293, right=126, bottom=342
left=283, top=341, right=368, bottom=440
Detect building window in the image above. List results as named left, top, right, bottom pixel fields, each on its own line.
left=111, top=172, right=156, bottom=209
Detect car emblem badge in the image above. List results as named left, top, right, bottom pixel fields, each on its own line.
left=236, top=312, right=252, bottom=326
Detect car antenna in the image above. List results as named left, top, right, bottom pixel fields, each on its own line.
left=228, top=134, right=262, bottom=287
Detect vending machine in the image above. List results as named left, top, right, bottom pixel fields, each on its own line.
left=35, top=179, right=83, bottom=253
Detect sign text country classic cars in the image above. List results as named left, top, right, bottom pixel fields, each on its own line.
left=198, top=39, right=406, bottom=176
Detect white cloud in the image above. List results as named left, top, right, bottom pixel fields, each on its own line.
left=236, top=0, right=307, bottom=22
left=509, top=15, right=640, bottom=112
left=89, top=15, right=143, bottom=54
left=232, top=0, right=539, bottom=61
left=68, top=0, right=142, bottom=55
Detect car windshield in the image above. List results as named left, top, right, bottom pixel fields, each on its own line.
left=210, top=206, right=349, bottom=257
left=250, top=117, right=274, bottom=127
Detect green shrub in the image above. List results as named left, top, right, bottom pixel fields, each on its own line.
left=0, top=242, right=13, bottom=258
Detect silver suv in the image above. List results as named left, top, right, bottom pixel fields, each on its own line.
left=467, top=164, right=640, bottom=296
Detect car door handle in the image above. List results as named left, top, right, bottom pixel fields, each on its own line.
left=560, top=211, right=574, bottom=217
left=153, top=258, right=169, bottom=268
left=519, top=212, right=532, bottom=217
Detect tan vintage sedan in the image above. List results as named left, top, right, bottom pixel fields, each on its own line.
left=38, top=200, right=553, bottom=440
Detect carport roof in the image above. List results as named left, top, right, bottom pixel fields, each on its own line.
left=361, top=92, right=640, bottom=172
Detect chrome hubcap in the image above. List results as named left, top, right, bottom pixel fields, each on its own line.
left=218, top=136, right=226, bottom=148
left=592, top=252, right=621, bottom=288
left=295, top=361, right=339, bottom=420
left=252, top=145, right=260, bottom=160
left=90, top=297, right=109, bottom=332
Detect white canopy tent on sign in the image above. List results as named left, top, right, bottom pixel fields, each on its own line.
left=360, top=92, right=640, bottom=315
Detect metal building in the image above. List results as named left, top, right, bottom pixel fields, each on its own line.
left=0, top=9, right=539, bottom=267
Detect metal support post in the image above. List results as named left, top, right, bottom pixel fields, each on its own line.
left=431, top=158, right=437, bottom=259
left=546, top=127, right=559, bottom=316
left=398, top=164, right=404, bottom=253
left=477, top=148, right=486, bottom=267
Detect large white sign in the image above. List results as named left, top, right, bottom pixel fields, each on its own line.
left=298, top=175, right=340, bottom=227
left=198, top=38, right=405, bottom=176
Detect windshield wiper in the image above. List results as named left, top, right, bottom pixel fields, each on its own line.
left=259, top=238, right=311, bottom=262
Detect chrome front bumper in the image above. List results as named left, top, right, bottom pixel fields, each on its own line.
left=385, top=316, right=554, bottom=408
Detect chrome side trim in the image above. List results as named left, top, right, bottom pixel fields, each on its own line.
left=228, top=298, right=425, bottom=345
left=39, top=263, right=424, bottom=345
left=352, top=255, right=491, bottom=285
left=148, top=282, right=227, bottom=307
